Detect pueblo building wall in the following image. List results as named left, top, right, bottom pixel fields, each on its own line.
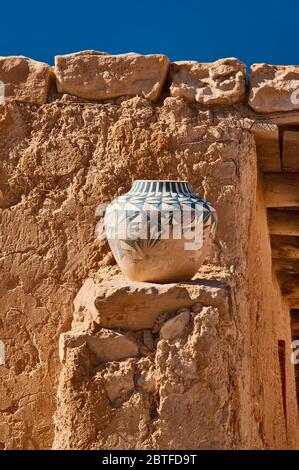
left=0, top=52, right=298, bottom=449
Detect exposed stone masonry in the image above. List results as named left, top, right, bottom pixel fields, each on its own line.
left=2, top=52, right=299, bottom=112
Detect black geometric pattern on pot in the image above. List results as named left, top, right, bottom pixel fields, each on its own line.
left=105, top=181, right=217, bottom=246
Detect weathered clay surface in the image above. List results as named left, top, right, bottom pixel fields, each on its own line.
left=170, top=58, right=246, bottom=105
left=0, top=56, right=52, bottom=105
left=249, top=63, right=299, bottom=112
left=55, top=52, right=170, bottom=101
left=0, top=92, right=298, bottom=450
left=53, top=297, right=236, bottom=449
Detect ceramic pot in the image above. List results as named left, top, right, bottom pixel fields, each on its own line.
left=105, top=180, right=217, bottom=283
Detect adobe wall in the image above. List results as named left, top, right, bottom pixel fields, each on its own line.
left=0, top=52, right=298, bottom=449
left=244, top=177, right=298, bottom=448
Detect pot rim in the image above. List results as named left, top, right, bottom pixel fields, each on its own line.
left=133, top=179, right=189, bottom=183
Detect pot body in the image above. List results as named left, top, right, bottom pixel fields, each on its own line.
left=105, top=180, right=217, bottom=283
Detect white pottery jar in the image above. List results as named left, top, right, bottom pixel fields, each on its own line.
left=104, top=180, right=217, bottom=283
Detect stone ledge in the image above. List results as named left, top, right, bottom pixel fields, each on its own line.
left=73, top=276, right=230, bottom=331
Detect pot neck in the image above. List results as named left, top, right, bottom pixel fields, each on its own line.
left=129, top=180, right=192, bottom=195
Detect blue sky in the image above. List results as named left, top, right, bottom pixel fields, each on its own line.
left=1, top=0, right=299, bottom=67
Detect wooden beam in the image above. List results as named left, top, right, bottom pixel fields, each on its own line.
left=282, top=130, right=299, bottom=172
left=272, top=258, right=299, bottom=274
left=291, top=320, right=299, bottom=334
left=271, top=235, right=299, bottom=259
left=277, top=273, right=299, bottom=307
left=252, top=112, right=299, bottom=127
left=277, top=273, right=299, bottom=308
left=291, top=310, right=299, bottom=334
left=264, top=174, right=299, bottom=207
left=268, top=209, right=299, bottom=236
left=215, top=104, right=299, bottom=126
left=254, top=125, right=281, bottom=172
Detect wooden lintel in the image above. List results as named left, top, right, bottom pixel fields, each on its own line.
left=213, top=104, right=299, bottom=127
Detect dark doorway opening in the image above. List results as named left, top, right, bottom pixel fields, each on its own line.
left=278, top=340, right=287, bottom=419
left=291, top=309, right=299, bottom=407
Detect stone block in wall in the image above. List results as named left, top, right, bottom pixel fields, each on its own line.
left=0, top=56, right=52, bottom=105
left=73, top=277, right=230, bottom=331
left=169, top=58, right=246, bottom=105
left=54, top=51, right=170, bottom=102
left=87, top=330, right=139, bottom=362
left=249, top=63, right=299, bottom=113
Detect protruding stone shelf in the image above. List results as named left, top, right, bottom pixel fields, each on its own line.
left=73, top=277, right=230, bottom=331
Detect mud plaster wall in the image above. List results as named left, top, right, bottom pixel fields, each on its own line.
left=0, top=96, right=298, bottom=449
left=244, top=177, right=298, bottom=448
